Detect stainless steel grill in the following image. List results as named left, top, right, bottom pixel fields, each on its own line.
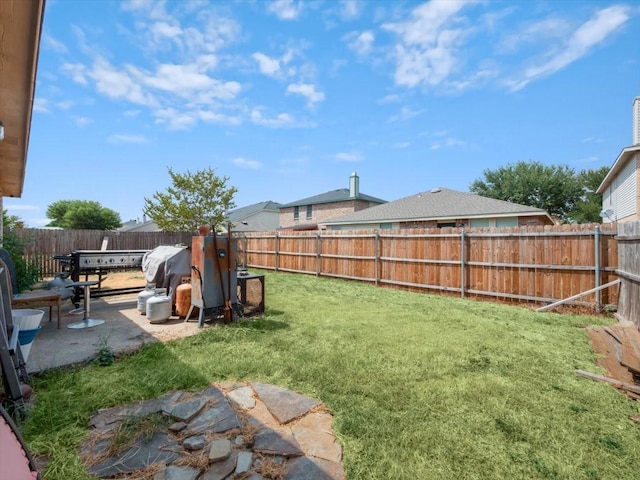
left=54, top=249, right=149, bottom=305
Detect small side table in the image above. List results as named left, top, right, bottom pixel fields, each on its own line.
left=67, top=281, right=104, bottom=329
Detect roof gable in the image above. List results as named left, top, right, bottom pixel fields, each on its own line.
left=597, top=145, right=640, bottom=193
left=320, top=188, right=551, bottom=225
left=282, top=188, right=386, bottom=207
left=227, top=201, right=283, bottom=221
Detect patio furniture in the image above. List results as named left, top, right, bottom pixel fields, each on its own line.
left=66, top=280, right=104, bottom=329
left=0, top=258, right=66, bottom=329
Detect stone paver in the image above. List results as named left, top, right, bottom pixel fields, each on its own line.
left=226, top=385, right=256, bottom=409
left=251, top=382, right=321, bottom=424
left=208, top=438, right=232, bottom=462
left=291, top=411, right=342, bottom=463
left=80, top=382, right=345, bottom=479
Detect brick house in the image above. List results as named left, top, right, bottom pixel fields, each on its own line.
left=320, top=187, right=555, bottom=231
left=279, top=173, right=386, bottom=230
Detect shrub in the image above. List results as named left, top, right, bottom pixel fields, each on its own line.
left=2, top=230, right=41, bottom=292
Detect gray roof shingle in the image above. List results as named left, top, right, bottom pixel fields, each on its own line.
left=281, top=189, right=386, bottom=207
left=320, top=188, right=551, bottom=225
left=226, top=201, right=282, bottom=221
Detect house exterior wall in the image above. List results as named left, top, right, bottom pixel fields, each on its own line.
left=280, top=200, right=377, bottom=228
left=325, top=215, right=551, bottom=231
left=602, top=154, right=639, bottom=223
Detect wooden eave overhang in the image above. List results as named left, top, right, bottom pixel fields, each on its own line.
left=0, top=0, right=45, bottom=198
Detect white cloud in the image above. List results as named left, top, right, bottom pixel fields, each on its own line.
left=499, top=17, right=570, bottom=53
left=393, top=142, right=410, bottom=149
left=253, top=52, right=281, bottom=76
left=123, top=110, right=142, bottom=117
left=61, top=63, right=88, bottom=85
left=121, top=0, right=170, bottom=20
left=267, top=0, right=303, bottom=20
left=198, top=110, right=242, bottom=125
left=89, top=57, right=157, bottom=106
left=346, top=30, right=374, bottom=56
left=154, top=107, right=197, bottom=130
left=107, top=133, right=149, bottom=144
left=44, top=34, right=68, bottom=53
left=333, top=151, right=363, bottom=162
left=74, top=116, right=93, bottom=127
left=250, top=108, right=295, bottom=127
left=151, top=21, right=182, bottom=38
left=286, top=82, right=325, bottom=106
left=33, top=98, right=50, bottom=113
left=133, top=63, right=241, bottom=101
left=383, top=0, right=471, bottom=88
left=506, top=5, right=631, bottom=91
left=388, top=106, right=423, bottom=123
left=232, top=157, right=262, bottom=169
left=4, top=204, right=40, bottom=211
left=339, top=0, right=363, bottom=20
left=379, top=94, right=401, bottom=104
left=253, top=50, right=297, bottom=78
left=56, top=100, right=74, bottom=110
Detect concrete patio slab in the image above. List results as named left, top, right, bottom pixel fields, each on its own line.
left=24, top=292, right=205, bottom=374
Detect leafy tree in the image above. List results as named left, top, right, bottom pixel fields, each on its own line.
left=2, top=209, right=25, bottom=229
left=46, top=200, right=122, bottom=230
left=143, top=167, right=237, bottom=232
left=569, top=166, right=610, bottom=224
left=2, top=210, right=40, bottom=291
left=469, top=161, right=583, bottom=222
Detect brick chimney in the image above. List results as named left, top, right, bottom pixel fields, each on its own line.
left=349, top=172, right=359, bottom=198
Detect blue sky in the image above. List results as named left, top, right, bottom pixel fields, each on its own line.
left=6, top=0, right=640, bottom=227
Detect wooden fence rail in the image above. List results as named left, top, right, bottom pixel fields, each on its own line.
left=4, top=228, right=194, bottom=277
left=239, top=224, right=619, bottom=308
left=616, top=221, right=640, bottom=327
left=3, top=224, right=623, bottom=310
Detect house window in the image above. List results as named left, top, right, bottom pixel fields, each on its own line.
left=496, top=217, right=518, bottom=227
left=294, top=206, right=299, bottom=221
left=306, top=205, right=312, bottom=220
left=437, top=222, right=456, bottom=228
left=379, top=223, right=393, bottom=229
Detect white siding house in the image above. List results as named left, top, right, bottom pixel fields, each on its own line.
left=597, top=97, right=640, bottom=223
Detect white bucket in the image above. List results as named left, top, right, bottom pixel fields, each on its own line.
left=12, top=309, right=45, bottom=330
left=12, top=310, right=45, bottom=363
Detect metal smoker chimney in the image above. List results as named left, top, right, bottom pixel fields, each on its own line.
left=349, top=172, right=359, bottom=198
left=634, top=96, right=640, bottom=145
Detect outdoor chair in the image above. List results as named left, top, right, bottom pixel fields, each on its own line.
left=0, top=257, right=70, bottom=329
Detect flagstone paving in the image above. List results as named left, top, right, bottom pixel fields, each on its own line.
left=80, top=382, right=344, bottom=479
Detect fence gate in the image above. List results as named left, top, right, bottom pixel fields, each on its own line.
left=616, top=221, right=640, bottom=329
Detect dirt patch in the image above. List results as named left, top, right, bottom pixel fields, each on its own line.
left=99, top=270, right=148, bottom=289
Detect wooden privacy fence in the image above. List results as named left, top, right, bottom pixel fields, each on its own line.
left=239, top=224, right=619, bottom=308
left=4, top=228, right=194, bottom=277
left=616, top=221, right=640, bottom=328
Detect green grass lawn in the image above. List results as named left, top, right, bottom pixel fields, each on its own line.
left=23, top=271, right=640, bottom=479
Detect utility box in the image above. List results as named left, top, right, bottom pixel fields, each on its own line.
left=190, top=235, right=238, bottom=327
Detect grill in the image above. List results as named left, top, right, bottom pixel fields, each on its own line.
left=54, top=249, right=149, bottom=304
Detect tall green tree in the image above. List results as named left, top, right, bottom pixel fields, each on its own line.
left=2, top=209, right=24, bottom=229
left=46, top=200, right=122, bottom=230
left=569, top=166, right=609, bottom=224
left=469, top=161, right=583, bottom=222
left=143, top=167, right=237, bottom=232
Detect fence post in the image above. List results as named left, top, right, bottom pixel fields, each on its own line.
left=460, top=229, right=466, bottom=298
left=316, top=233, right=321, bottom=277
left=274, top=232, right=279, bottom=272
left=594, top=225, right=601, bottom=313
left=375, top=231, right=380, bottom=286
